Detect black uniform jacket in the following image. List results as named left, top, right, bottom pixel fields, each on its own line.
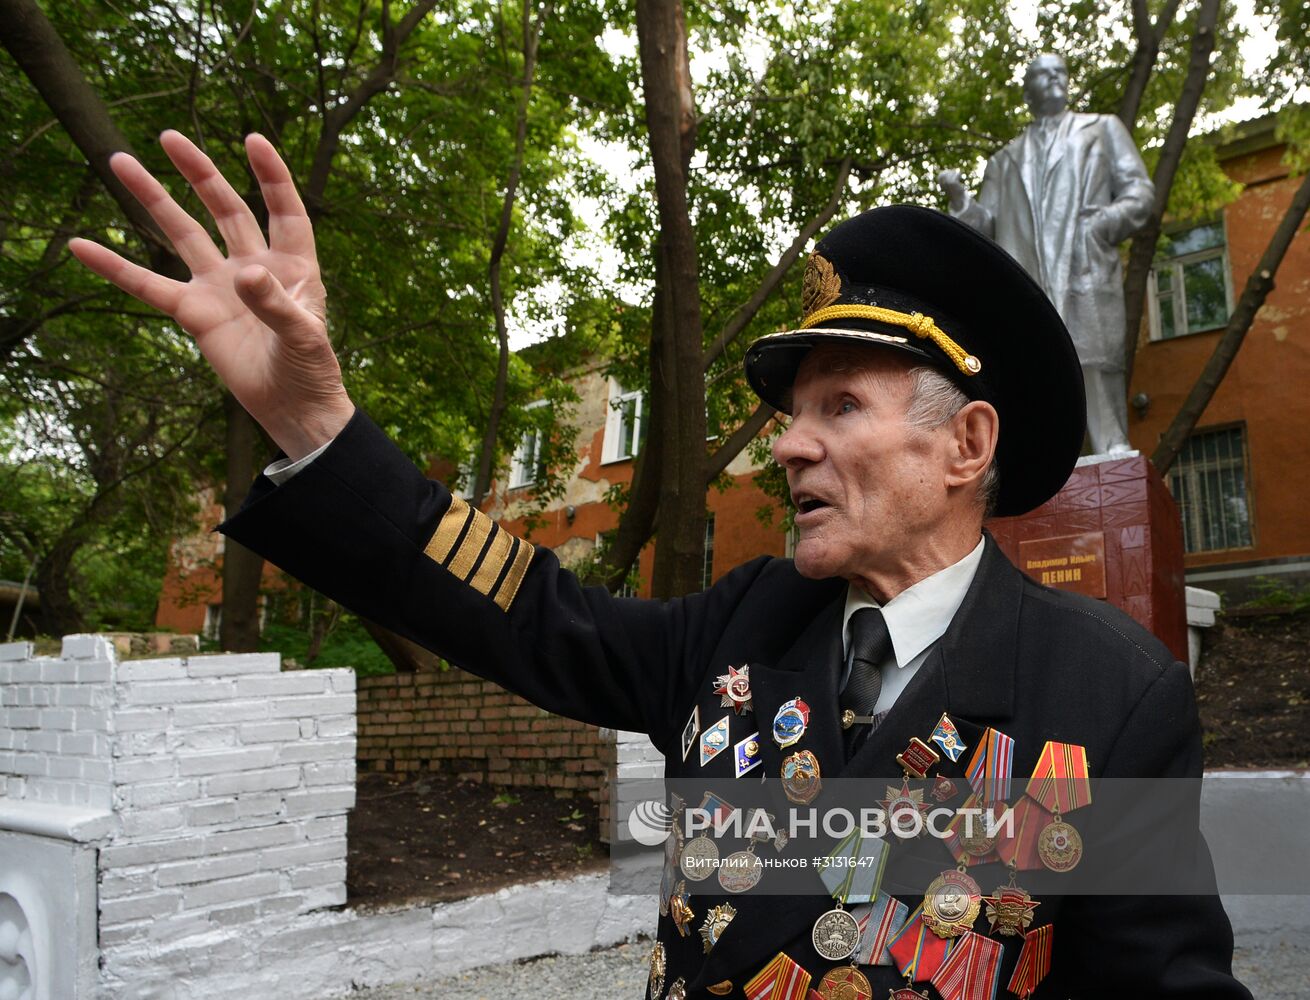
left=222, top=411, right=1250, bottom=999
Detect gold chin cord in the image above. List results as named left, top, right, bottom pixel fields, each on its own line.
left=799, top=303, right=982, bottom=377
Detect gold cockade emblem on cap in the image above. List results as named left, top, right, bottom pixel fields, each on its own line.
left=801, top=252, right=843, bottom=319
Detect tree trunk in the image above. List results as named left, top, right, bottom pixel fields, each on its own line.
left=635, top=0, right=707, bottom=598
left=473, top=0, right=553, bottom=507
left=34, top=532, right=86, bottom=637
left=1152, top=166, right=1310, bottom=474
left=1122, top=0, right=1221, bottom=380
left=220, top=393, right=266, bottom=652
left=590, top=247, right=670, bottom=592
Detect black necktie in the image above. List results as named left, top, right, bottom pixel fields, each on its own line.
left=841, top=607, right=892, bottom=753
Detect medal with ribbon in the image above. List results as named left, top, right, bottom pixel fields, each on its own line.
left=887, top=903, right=954, bottom=981
left=964, top=726, right=1014, bottom=808
left=849, top=893, right=909, bottom=966
left=812, top=832, right=871, bottom=965
left=1025, top=740, right=1091, bottom=872
left=927, top=928, right=1004, bottom=1000
left=744, top=951, right=811, bottom=1000
left=944, top=791, right=1004, bottom=867
left=1006, top=923, right=1054, bottom=998
left=819, top=829, right=887, bottom=904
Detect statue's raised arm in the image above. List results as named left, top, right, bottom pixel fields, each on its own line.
left=69, top=131, right=355, bottom=461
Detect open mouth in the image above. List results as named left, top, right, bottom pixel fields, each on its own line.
left=794, top=495, right=831, bottom=515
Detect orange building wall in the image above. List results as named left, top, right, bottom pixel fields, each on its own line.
left=494, top=461, right=787, bottom=597
left=1127, top=140, right=1310, bottom=572
left=154, top=493, right=288, bottom=634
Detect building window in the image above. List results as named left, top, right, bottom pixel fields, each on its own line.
left=1167, top=426, right=1254, bottom=553
left=602, top=378, right=644, bottom=463
left=702, top=513, right=716, bottom=591
left=1148, top=221, right=1232, bottom=340
left=203, top=604, right=222, bottom=641
left=509, top=401, right=548, bottom=489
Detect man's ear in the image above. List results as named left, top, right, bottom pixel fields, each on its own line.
left=944, top=400, right=999, bottom=491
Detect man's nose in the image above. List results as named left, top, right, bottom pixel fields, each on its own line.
left=772, top=418, right=823, bottom=467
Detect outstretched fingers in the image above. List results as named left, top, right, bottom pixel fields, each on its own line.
left=107, top=152, right=224, bottom=275
left=245, top=134, right=317, bottom=258
left=160, top=130, right=268, bottom=259
left=68, top=238, right=185, bottom=316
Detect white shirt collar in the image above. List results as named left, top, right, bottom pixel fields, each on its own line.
left=842, top=537, right=985, bottom=669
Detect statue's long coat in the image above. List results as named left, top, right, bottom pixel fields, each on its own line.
left=955, top=112, right=1154, bottom=370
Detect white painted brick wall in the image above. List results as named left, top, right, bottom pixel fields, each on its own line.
left=0, top=636, right=358, bottom=996
left=0, top=636, right=114, bottom=809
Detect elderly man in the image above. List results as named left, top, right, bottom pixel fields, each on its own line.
left=71, top=133, right=1247, bottom=998
left=938, top=54, right=1155, bottom=455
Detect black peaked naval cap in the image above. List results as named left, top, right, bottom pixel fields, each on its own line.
left=744, top=204, right=1085, bottom=518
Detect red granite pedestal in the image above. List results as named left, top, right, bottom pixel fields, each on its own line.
left=986, top=454, right=1188, bottom=663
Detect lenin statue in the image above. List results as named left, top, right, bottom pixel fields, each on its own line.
left=938, top=54, right=1154, bottom=455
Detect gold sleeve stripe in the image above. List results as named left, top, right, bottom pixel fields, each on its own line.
left=446, top=507, right=493, bottom=581
left=491, top=533, right=534, bottom=612
left=468, top=524, right=515, bottom=597
left=423, top=495, right=535, bottom=612
left=425, top=497, right=473, bottom=564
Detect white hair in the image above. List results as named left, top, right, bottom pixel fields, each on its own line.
left=903, top=366, right=1001, bottom=518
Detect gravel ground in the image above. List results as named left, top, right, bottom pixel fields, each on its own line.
left=337, top=938, right=1303, bottom=999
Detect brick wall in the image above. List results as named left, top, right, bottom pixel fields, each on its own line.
left=0, top=635, right=114, bottom=808
left=356, top=668, right=611, bottom=802
left=0, top=634, right=356, bottom=995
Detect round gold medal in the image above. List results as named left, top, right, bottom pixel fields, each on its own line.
left=1038, top=817, right=1083, bottom=872
left=817, top=965, right=873, bottom=1000
left=921, top=868, right=982, bottom=938
left=957, top=824, right=996, bottom=858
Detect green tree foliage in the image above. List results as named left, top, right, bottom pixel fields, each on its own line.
left=1, top=0, right=620, bottom=637
left=0, top=0, right=1279, bottom=638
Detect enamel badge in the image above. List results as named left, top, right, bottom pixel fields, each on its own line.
left=780, top=749, right=822, bottom=804
left=713, top=664, right=753, bottom=715
left=734, top=731, right=762, bottom=778
left=931, top=713, right=967, bottom=762
left=681, top=705, right=700, bottom=762
left=700, top=715, right=731, bottom=766
left=772, top=697, right=811, bottom=748
left=699, top=903, right=737, bottom=953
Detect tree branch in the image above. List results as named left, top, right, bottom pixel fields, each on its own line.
left=705, top=403, right=777, bottom=483
left=0, top=0, right=188, bottom=281
left=701, top=156, right=852, bottom=370
left=1152, top=166, right=1310, bottom=474
left=304, top=0, right=439, bottom=211
left=1117, top=0, right=1184, bottom=131
left=1122, top=0, right=1221, bottom=379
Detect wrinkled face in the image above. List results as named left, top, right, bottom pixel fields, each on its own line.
left=1024, top=55, right=1068, bottom=116
left=772, top=346, right=952, bottom=583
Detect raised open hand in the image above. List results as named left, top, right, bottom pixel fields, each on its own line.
left=69, top=131, right=354, bottom=460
